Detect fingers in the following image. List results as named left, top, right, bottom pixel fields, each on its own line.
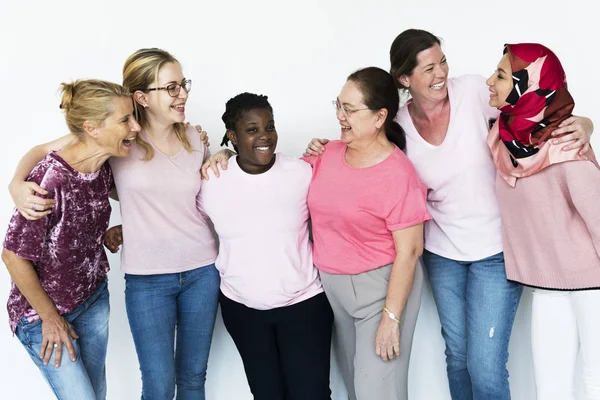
left=561, top=138, right=585, bottom=152
left=54, top=342, right=63, bottom=367
left=200, top=162, right=211, bottom=181
left=63, top=335, right=77, bottom=363
left=42, top=340, right=54, bottom=366
left=210, top=161, right=221, bottom=178
left=194, top=124, right=202, bottom=133
left=579, top=142, right=591, bottom=155
left=556, top=116, right=576, bottom=129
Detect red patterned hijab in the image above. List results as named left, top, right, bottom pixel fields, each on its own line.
left=487, top=43, right=596, bottom=186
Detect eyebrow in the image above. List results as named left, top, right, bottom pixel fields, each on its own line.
left=337, top=97, right=357, bottom=107
left=497, top=67, right=508, bottom=74
left=245, top=119, right=275, bottom=125
left=422, top=56, right=446, bottom=69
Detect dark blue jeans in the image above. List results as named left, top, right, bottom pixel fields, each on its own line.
left=422, top=250, right=523, bottom=400
left=125, top=264, right=220, bottom=400
left=16, top=279, right=110, bottom=400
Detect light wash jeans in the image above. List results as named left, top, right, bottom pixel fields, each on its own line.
left=422, top=250, right=523, bottom=400
left=125, top=264, right=220, bottom=400
left=15, top=279, right=110, bottom=400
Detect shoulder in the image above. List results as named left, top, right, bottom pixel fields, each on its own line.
left=29, top=154, right=68, bottom=192
left=276, top=153, right=312, bottom=177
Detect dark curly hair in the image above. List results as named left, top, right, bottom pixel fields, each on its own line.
left=221, top=92, right=273, bottom=152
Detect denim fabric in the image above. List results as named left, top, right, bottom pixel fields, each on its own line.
left=125, top=264, right=220, bottom=400
left=15, top=279, right=110, bottom=400
left=422, top=251, right=523, bottom=400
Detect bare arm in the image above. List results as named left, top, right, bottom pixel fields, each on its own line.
left=374, top=223, right=424, bottom=361
left=9, top=134, right=77, bottom=220
left=2, top=249, right=79, bottom=367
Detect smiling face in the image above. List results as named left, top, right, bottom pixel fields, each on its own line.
left=143, top=62, right=189, bottom=125
left=91, top=96, right=141, bottom=157
left=227, top=108, right=278, bottom=174
left=486, top=53, right=514, bottom=109
left=399, top=43, right=449, bottom=104
left=336, top=80, right=382, bottom=145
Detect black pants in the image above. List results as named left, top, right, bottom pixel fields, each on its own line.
left=219, top=291, right=333, bottom=400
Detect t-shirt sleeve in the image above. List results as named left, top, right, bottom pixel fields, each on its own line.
left=3, top=165, right=58, bottom=262
left=385, top=172, right=431, bottom=231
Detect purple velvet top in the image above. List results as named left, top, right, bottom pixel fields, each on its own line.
left=4, top=152, right=114, bottom=333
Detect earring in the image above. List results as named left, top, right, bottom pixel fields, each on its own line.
left=142, top=104, right=148, bottom=108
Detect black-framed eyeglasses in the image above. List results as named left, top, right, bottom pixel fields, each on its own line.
left=146, top=79, right=192, bottom=97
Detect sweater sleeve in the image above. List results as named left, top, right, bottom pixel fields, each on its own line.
left=564, top=160, right=600, bottom=257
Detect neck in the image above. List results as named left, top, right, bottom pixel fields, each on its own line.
left=236, top=154, right=276, bottom=175
left=346, top=131, right=393, bottom=158
left=58, top=140, right=111, bottom=173
left=408, top=92, right=449, bottom=122
left=144, top=114, right=176, bottom=140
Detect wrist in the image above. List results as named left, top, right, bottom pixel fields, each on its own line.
left=38, top=308, right=60, bottom=322
left=382, top=306, right=401, bottom=324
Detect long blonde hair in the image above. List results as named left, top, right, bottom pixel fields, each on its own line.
left=59, top=79, right=130, bottom=137
left=122, top=48, right=191, bottom=160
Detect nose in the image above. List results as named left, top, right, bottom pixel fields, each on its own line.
left=130, top=117, right=142, bottom=132
left=335, top=107, right=346, bottom=121
left=485, top=73, right=494, bottom=87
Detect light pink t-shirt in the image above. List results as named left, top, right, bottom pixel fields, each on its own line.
left=109, top=126, right=217, bottom=275
left=396, top=74, right=503, bottom=261
left=304, top=140, right=431, bottom=275
left=199, top=154, right=322, bottom=310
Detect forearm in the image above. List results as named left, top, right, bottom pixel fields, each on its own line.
left=2, top=250, right=59, bottom=320
left=384, top=250, right=420, bottom=318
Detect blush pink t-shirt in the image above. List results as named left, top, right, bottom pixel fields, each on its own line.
left=304, top=140, right=431, bottom=275
left=199, top=154, right=323, bottom=310
left=109, top=126, right=218, bottom=275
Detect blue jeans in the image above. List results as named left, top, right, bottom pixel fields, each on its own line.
left=422, top=251, right=523, bottom=400
left=15, top=279, right=110, bottom=400
left=125, top=264, right=220, bottom=400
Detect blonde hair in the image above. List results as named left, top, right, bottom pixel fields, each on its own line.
left=122, top=48, right=192, bottom=160
left=59, top=79, right=130, bottom=136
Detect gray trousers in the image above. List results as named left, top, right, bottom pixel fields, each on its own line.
left=320, top=262, right=423, bottom=400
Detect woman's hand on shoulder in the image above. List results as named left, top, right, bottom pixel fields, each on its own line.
left=303, top=138, right=329, bottom=157
left=551, top=116, right=594, bottom=154
left=9, top=179, right=54, bottom=220
left=200, top=149, right=236, bottom=180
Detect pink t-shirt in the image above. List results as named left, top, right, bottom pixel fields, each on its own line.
left=108, top=126, right=217, bottom=275
left=304, top=140, right=431, bottom=275
left=199, top=154, right=323, bottom=310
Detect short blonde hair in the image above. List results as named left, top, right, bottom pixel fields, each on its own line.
left=59, top=79, right=130, bottom=136
left=123, top=48, right=192, bottom=160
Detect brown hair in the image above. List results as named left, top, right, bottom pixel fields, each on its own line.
left=122, top=48, right=191, bottom=160
left=59, top=79, right=130, bottom=136
left=389, top=29, right=442, bottom=90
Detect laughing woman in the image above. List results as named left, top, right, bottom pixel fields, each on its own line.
left=2, top=79, right=140, bottom=400
left=199, top=92, right=333, bottom=400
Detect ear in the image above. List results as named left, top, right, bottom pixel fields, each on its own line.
left=398, top=75, right=410, bottom=89
left=226, top=130, right=237, bottom=146
left=375, top=109, right=389, bottom=130
left=82, top=121, right=100, bottom=138
left=133, top=90, right=148, bottom=108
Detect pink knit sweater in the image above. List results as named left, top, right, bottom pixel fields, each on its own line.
left=496, top=160, right=600, bottom=290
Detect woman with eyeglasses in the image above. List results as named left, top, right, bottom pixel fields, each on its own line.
left=8, top=48, right=219, bottom=400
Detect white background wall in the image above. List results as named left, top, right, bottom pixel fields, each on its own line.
left=0, top=1, right=597, bottom=399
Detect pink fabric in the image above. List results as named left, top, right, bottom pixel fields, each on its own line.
left=304, top=140, right=430, bottom=275
left=109, top=126, right=217, bottom=274
left=199, top=154, right=323, bottom=310
left=488, top=120, right=598, bottom=187
left=496, top=160, right=600, bottom=289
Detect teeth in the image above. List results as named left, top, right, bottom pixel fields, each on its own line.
left=256, top=146, right=270, bottom=151
left=341, top=126, right=351, bottom=131
left=172, top=105, right=184, bottom=109
left=431, top=83, right=444, bottom=89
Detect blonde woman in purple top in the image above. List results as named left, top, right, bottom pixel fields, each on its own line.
left=2, top=79, right=140, bottom=400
